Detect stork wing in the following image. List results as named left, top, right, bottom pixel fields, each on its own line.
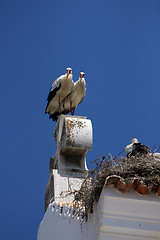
left=78, top=95, right=85, bottom=105
left=45, top=75, right=65, bottom=111
left=133, top=143, right=150, bottom=154
left=50, top=74, right=64, bottom=92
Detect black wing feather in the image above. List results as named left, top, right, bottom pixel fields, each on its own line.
left=131, top=143, right=150, bottom=156
left=45, top=83, right=61, bottom=113
left=49, top=108, right=70, bottom=121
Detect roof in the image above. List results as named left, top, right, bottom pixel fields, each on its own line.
left=74, top=153, right=160, bottom=216
left=105, top=175, right=160, bottom=196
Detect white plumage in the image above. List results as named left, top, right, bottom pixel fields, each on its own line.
left=50, top=72, right=86, bottom=121
left=125, top=138, right=139, bottom=157
left=63, top=72, right=86, bottom=116
left=45, top=67, right=74, bottom=119
left=125, top=138, right=150, bottom=157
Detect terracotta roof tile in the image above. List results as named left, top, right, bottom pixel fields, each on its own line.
left=104, top=175, right=160, bottom=196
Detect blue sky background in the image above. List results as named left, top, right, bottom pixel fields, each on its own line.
left=1, top=0, right=160, bottom=239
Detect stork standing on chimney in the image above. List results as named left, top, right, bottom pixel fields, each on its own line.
left=45, top=67, right=74, bottom=119
left=51, top=72, right=86, bottom=121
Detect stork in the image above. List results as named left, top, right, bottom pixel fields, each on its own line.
left=51, top=72, right=86, bottom=121
left=45, top=67, right=74, bottom=119
left=68, top=72, right=86, bottom=115
left=125, top=138, right=150, bottom=158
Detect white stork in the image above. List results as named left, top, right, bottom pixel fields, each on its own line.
left=125, top=138, right=139, bottom=157
left=51, top=72, right=86, bottom=121
left=125, top=138, right=150, bottom=157
left=45, top=67, right=74, bottom=120
left=67, top=72, right=86, bottom=115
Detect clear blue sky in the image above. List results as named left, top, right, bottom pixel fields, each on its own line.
left=1, top=0, right=160, bottom=239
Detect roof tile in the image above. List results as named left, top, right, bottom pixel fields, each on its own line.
left=105, top=175, right=160, bottom=196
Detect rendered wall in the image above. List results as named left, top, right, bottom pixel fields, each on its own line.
left=38, top=186, right=160, bottom=240
left=37, top=202, right=99, bottom=240
left=99, top=186, right=160, bottom=240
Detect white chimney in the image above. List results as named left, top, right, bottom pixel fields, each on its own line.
left=45, top=115, right=93, bottom=210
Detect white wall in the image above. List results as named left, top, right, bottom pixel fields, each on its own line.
left=99, top=187, right=160, bottom=240
left=38, top=185, right=160, bottom=240
left=37, top=202, right=99, bottom=240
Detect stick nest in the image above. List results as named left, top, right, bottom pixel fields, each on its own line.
left=73, top=153, right=160, bottom=218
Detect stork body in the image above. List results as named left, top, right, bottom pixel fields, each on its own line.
left=125, top=138, right=150, bottom=157
left=66, top=72, right=86, bottom=115
left=45, top=68, right=74, bottom=118
left=51, top=72, right=86, bottom=121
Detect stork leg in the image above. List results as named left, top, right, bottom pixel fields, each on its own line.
left=71, top=106, right=76, bottom=116
left=63, top=99, right=65, bottom=111
left=70, top=101, right=72, bottom=114
left=59, top=96, right=61, bottom=113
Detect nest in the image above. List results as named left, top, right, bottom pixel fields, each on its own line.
left=73, top=153, right=160, bottom=218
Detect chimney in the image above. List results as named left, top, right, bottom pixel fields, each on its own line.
left=45, top=115, right=93, bottom=211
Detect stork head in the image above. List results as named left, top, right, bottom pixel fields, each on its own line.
left=66, top=67, right=72, bottom=77
left=80, top=72, right=85, bottom=79
left=131, top=138, right=139, bottom=144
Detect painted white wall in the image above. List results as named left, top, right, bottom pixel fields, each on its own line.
left=54, top=115, right=92, bottom=172
left=37, top=202, right=99, bottom=240
left=51, top=169, right=85, bottom=202
left=38, top=186, right=160, bottom=240
left=98, top=186, right=160, bottom=240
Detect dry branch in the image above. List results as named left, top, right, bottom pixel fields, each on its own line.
left=73, top=152, right=160, bottom=218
